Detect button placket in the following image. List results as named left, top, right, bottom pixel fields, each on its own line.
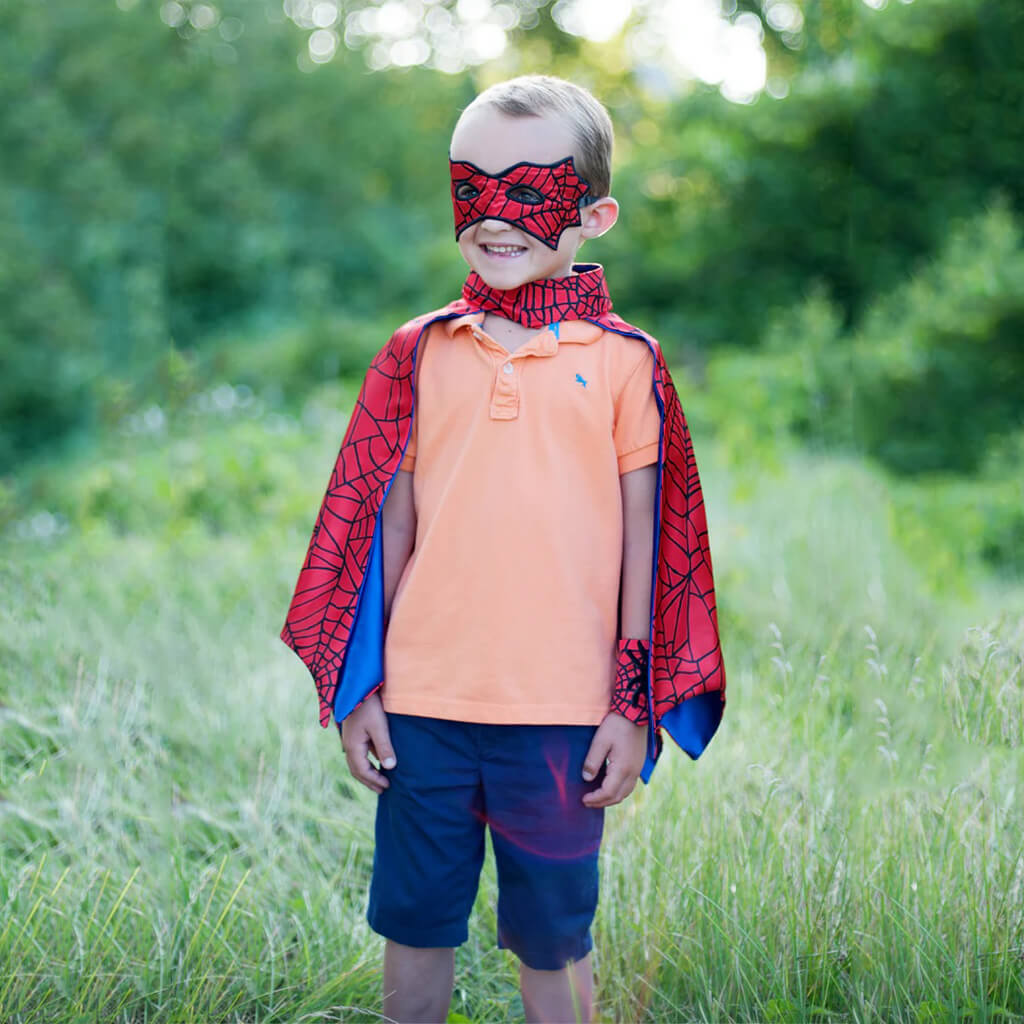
left=470, top=324, right=561, bottom=420
left=491, top=353, right=520, bottom=419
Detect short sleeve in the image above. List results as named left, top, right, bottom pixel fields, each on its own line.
left=399, top=406, right=417, bottom=471
left=613, top=347, right=661, bottom=474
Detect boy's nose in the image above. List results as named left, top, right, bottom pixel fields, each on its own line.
left=479, top=217, right=519, bottom=235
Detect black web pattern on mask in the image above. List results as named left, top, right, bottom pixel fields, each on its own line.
left=451, top=157, right=591, bottom=249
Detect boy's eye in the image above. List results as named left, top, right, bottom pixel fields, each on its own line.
left=455, top=182, right=480, bottom=200
left=506, top=185, right=546, bottom=205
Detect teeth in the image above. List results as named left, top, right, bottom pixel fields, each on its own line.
left=485, top=245, right=525, bottom=253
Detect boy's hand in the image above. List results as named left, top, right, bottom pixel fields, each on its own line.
left=340, top=691, right=396, bottom=794
left=581, top=712, right=647, bottom=808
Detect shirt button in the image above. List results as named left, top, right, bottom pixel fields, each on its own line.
left=502, top=362, right=513, bottom=374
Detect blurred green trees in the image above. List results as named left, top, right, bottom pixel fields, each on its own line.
left=609, top=0, right=1024, bottom=340
left=602, top=0, right=1024, bottom=520
left=0, top=0, right=469, bottom=469
left=1, top=0, right=1022, bottom=491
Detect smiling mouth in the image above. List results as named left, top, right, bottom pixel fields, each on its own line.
left=481, top=244, right=528, bottom=257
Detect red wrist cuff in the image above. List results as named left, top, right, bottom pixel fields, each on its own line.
left=611, top=637, right=650, bottom=725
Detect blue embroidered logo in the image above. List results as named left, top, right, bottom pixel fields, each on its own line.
left=575, top=373, right=588, bottom=388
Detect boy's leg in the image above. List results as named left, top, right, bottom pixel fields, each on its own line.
left=519, top=952, right=594, bottom=1024
left=368, top=715, right=486, bottom=1019
left=383, top=941, right=455, bottom=1023
left=480, top=723, right=605, bottom=1024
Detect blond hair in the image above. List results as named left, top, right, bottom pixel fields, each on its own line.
left=459, top=75, right=614, bottom=197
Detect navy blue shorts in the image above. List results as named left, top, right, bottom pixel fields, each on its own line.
left=367, top=714, right=605, bottom=971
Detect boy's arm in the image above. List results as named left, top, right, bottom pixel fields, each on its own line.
left=381, top=469, right=417, bottom=623
left=582, top=463, right=657, bottom=807
left=341, top=469, right=417, bottom=793
left=618, top=463, right=657, bottom=639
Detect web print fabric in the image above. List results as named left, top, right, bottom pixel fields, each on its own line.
left=610, top=638, right=650, bottom=724
left=281, top=305, right=465, bottom=725
left=604, top=313, right=725, bottom=726
left=461, top=263, right=611, bottom=329
left=450, top=156, right=592, bottom=249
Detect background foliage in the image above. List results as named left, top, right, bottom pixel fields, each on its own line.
left=2, top=0, right=1022, bottom=504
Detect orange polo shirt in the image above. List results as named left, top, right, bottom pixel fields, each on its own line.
left=381, top=312, right=661, bottom=725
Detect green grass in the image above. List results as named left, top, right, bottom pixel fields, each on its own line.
left=1, top=380, right=1022, bottom=1022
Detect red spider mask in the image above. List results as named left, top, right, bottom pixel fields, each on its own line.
left=450, top=155, right=594, bottom=250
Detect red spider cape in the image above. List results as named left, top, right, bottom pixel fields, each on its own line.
left=280, top=297, right=725, bottom=779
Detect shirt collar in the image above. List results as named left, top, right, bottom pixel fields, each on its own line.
left=444, top=312, right=604, bottom=348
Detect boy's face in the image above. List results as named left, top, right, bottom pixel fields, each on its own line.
left=449, top=106, right=613, bottom=291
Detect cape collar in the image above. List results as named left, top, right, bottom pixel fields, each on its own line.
left=460, top=263, right=613, bottom=329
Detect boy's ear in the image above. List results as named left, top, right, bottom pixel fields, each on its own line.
left=579, top=196, right=619, bottom=240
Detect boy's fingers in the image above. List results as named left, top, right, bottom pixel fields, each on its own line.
left=585, top=770, right=622, bottom=806
left=346, top=734, right=389, bottom=793
left=582, top=732, right=612, bottom=782
left=367, top=718, right=397, bottom=771
left=582, top=762, right=632, bottom=807
left=350, top=759, right=388, bottom=793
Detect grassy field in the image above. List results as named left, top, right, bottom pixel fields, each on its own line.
left=1, top=377, right=1022, bottom=1022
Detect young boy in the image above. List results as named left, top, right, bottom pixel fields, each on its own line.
left=281, top=75, right=725, bottom=1023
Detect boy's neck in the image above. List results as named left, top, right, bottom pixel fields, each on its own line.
left=479, top=312, right=538, bottom=354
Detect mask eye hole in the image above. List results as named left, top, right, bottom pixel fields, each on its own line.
left=455, top=182, right=480, bottom=200
left=506, top=184, right=546, bottom=205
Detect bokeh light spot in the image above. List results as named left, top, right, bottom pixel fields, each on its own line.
left=464, top=21, right=506, bottom=60
left=764, top=0, right=803, bottom=33
left=219, top=15, right=244, bottom=40
left=491, top=3, right=520, bottom=29
left=189, top=3, right=218, bottom=30
left=285, top=0, right=768, bottom=97
left=377, top=0, right=417, bottom=35
left=368, top=40, right=392, bottom=69
left=391, top=36, right=431, bottom=65
left=160, top=2, right=186, bottom=28
left=457, top=0, right=490, bottom=22
left=309, top=27, right=339, bottom=61
left=553, top=0, right=631, bottom=43
left=424, top=5, right=453, bottom=31
left=311, top=1, right=339, bottom=28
